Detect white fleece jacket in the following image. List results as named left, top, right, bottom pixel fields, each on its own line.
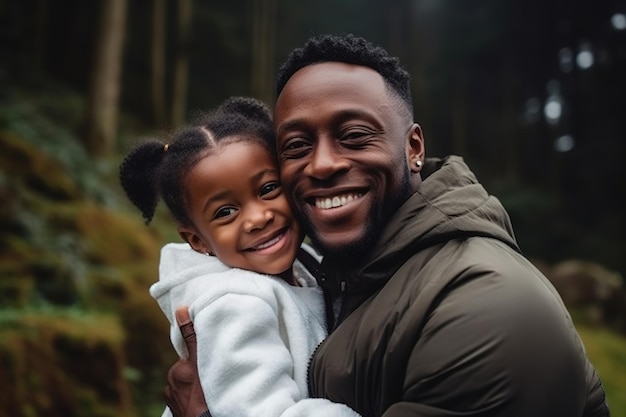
left=151, top=242, right=360, bottom=417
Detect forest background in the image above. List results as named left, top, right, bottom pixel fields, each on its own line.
left=0, top=0, right=625, bottom=416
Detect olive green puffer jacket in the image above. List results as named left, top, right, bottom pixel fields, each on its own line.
left=310, top=156, right=609, bottom=417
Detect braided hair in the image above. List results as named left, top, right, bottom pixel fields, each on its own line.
left=276, top=33, right=413, bottom=115
left=119, top=96, right=275, bottom=226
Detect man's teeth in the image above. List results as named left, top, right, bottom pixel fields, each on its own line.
left=253, top=234, right=282, bottom=250
left=315, top=194, right=362, bottom=209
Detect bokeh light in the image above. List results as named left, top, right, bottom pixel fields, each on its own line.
left=576, top=42, right=594, bottom=69
left=611, top=13, right=626, bottom=30
left=554, top=134, right=575, bottom=152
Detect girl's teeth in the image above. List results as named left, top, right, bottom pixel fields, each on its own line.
left=254, top=234, right=281, bottom=250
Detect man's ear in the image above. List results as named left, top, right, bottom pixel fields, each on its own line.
left=177, top=225, right=213, bottom=255
left=407, top=123, right=426, bottom=172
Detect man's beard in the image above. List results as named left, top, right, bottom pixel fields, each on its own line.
left=298, top=168, right=413, bottom=270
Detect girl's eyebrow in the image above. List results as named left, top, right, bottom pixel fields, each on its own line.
left=202, top=190, right=230, bottom=216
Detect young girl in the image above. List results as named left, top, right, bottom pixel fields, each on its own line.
left=119, top=97, right=359, bottom=417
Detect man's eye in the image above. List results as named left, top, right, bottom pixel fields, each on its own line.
left=260, top=182, right=281, bottom=197
left=214, top=207, right=237, bottom=219
left=280, top=138, right=312, bottom=159
left=343, top=131, right=366, bottom=140
left=285, top=139, right=309, bottom=149
left=337, top=129, right=378, bottom=150
left=341, top=129, right=375, bottom=142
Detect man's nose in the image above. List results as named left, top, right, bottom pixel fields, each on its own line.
left=304, top=138, right=350, bottom=180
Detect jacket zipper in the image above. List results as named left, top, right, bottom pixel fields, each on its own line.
left=306, top=339, right=324, bottom=397
left=335, top=280, right=347, bottom=328
left=307, top=279, right=347, bottom=396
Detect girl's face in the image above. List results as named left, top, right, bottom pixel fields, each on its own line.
left=178, top=140, right=302, bottom=279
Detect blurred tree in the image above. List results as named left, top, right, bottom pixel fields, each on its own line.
left=251, top=0, right=277, bottom=105
left=151, top=0, right=167, bottom=127
left=31, top=0, right=49, bottom=72
left=170, top=0, right=193, bottom=127
left=84, top=0, right=128, bottom=156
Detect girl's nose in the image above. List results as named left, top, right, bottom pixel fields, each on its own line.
left=242, top=206, right=274, bottom=233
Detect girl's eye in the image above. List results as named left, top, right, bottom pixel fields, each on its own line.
left=214, top=206, right=237, bottom=219
left=260, top=181, right=281, bottom=197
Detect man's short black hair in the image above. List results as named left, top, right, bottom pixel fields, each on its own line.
left=276, top=33, right=413, bottom=114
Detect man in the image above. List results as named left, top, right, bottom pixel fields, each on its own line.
left=166, top=33, right=610, bottom=417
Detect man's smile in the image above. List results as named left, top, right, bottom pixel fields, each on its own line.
left=314, top=193, right=363, bottom=210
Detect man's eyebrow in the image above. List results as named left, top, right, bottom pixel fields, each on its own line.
left=334, top=109, right=375, bottom=122
left=277, top=109, right=378, bottom=136
left=276, top=118, right=306, bottom=136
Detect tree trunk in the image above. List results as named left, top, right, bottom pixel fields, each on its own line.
left=408, top=1, right=441, bottom=152
left=251, top=0, right=276, bottom=105
left=32, top=0, right=49, bottom=72
left=502, top=65, right=520, bottom=181
left=84, top=0, right=128, bottom=156
left=170, top=0, right=193, bottom=127
left=451, top=70, right=467, bottom=157
left=151, top=0, right=167, bottom=127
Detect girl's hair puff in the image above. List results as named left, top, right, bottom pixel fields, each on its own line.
left=119, top=96, right=276, bottom=226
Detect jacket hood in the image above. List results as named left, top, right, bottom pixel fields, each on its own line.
left=150, top=243, right=240, bottom=326
left=352, top=155, right=520, bottom=289
left=152, top=242, right=233, bottom=299
left=151, top=243, right=320, bottom=319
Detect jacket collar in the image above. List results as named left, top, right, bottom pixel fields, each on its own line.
left=325, top=155, right=519, bottom=293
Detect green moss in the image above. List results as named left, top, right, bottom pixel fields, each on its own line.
left=0, top=130, right=80, bottom=201
left=0, top=310, right=136, bottom=417
left=0, top=117, right=175, bottom=416
left=578, top=325, right=626, bottom=417
left=0, top=245, right=35, bottom=307
left=74, top=203, right=162, bottom=266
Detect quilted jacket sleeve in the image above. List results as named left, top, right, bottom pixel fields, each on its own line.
left=383, top=266, right=596, bottom=417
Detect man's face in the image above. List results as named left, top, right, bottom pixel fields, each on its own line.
left=274, top=62, right=420, bottom=261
